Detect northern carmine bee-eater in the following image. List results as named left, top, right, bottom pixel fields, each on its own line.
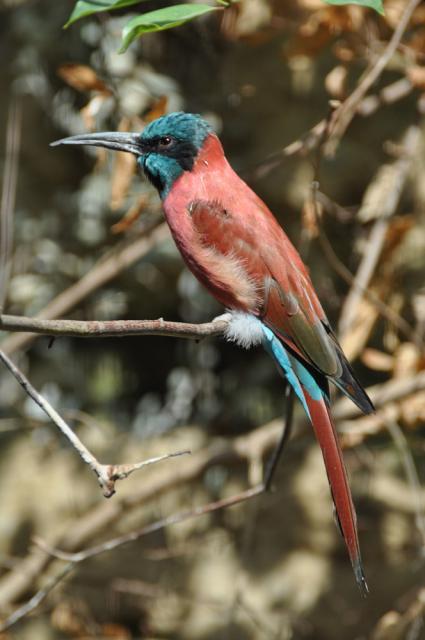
left=52, top=112, right=373, bottom=594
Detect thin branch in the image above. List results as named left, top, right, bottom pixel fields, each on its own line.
left=385, top=419, right=425, bottom=548
left=0, top=563, right=74, bottom=633
left=252, top=76, right=415, bottom=180
left=325, top=0, right=423, bottom=154
left=371, top=588, right=425, bottom=640
left=34, top=485, right=264, bottom=564
left=0, top=486, right=264, bottom=632
left=0, top=348, right=190, bottom=498
left=0, top=418, right=284, bottom=609
left=338, top=125, right=421, bottom=339
left=1, top=361, right=424, bottom=611
left=0, top=314, right=229, bottom=340
left=308, top=182, right=420, bottom=351
left=6, top=426, right=293, bottom=632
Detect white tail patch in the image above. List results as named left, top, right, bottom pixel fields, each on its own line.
left=224, top=311, right=264, bottom=349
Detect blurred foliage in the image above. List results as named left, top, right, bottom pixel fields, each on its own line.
left=324, top=0, right=384, bottom=16
left=0, top=0, right=425, bottom=638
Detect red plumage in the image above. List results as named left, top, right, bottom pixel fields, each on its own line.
left=163, top=132, right=372, bottom=592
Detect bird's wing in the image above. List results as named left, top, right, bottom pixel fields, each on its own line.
left=189, top=198, right=373, bottom=414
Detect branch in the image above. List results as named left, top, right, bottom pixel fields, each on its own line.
left=0, top=348, right=190, bottom=498
left=0, top=314, right=229, bottom=340
left=0, top=221, right=169, bottom=355
left=0, top=563, right=74, bottom=633
left=253, top=76, right=415, bottom=179
left=0, top=485, right=264, bottom=632
left=325, top=0, right=423, bottom=154
left=371, top=588, right=425, bottom=640
left=34, top=485, right=264, bottom=565
left=338, top=125, right=422, bottom=343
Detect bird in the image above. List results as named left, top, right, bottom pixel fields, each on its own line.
left=52, top=111, right=373, bottom=594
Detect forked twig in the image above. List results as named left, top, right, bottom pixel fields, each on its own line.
left=0, top=348, right=190, bottom=497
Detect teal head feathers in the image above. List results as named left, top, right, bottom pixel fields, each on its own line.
left=51, top=112, right=213, bottom=198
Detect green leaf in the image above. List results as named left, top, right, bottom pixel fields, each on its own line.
left=120, top=4, right=221, bottom=52
left=322, top=0, right=385, bottom=16
left=65, top=0, right=148, bottom=28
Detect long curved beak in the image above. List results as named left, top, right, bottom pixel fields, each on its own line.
left=50, top=131, right=143, bottom=156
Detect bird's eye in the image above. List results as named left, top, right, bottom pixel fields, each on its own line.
left=158, top=136, right=173, bottom=148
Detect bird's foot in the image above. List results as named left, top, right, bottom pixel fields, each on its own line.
left=212, top=312, right=233, bottom=323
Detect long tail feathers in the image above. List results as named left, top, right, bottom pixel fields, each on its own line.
left=262, top=325, right=368, bottom=594
left=303, top=391, right=368, bottom=596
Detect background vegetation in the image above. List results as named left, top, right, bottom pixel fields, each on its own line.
left=0, top=0, right=425, bottom=637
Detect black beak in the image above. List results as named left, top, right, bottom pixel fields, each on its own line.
left=50, top=131, right=143, bottom=156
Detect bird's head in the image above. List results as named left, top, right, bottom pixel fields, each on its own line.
left=51, top=112, right=213, bottom=199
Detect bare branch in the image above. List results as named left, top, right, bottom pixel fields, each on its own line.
left=325, top=0, right=423, bottom=154
left=385, top=419, right=425, bottom=547
left=253, top=76, right=415, bottom=180
left=0, top=314, right=229, bottom=340
left=35, top=485, right=264, bottom=564
left=338, top=125, right=422, bottom=341
left=0, top=348, right=190, bottom=498
left=0, top=563, right=74, bottom=633
left=308, top=181, right=421, bottom=352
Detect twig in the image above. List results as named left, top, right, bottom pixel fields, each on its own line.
left=308, top=182, right=419, bottom=350
left=0, top=221, right=169, bottom=355
left=263, top=386, right=294, bottom=491
left=0, top=486, right=263, bottom=632
left=0, top=314, right=229, bottom=340
left=0, top=563, right=74, bottom=633
left=252, top=76, right=415, bottom=180
left=0, top=98, right=22, bottom=312
left=338, top=125, right=421, bottom=339
left=1, top=368, right=424, bottom=611
left=385, top=419, right=425, bottom=548
left=34, top=485, right=264, bottom=564
left=325, top=0, right=423, bottom=155
left=371, top=588, right=425, bottom=640
left=0, top=348, right=190, bottom=498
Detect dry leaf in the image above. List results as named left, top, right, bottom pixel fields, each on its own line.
left=325, top=65, right=347, bottom=99
left=145, top=96, right=168, bottom=123
left=362, top=348, right=394, bottom=372
left=100, top=623, right=131, bottom=639
left=393, top=342, right=420, bottom=378
left=400, top=390, right=425, bottom=428
left=407, top=65, right=425, bottom=90
left=301, top=197, right=321, bottom=239
left=80, top=94, right=111, bottom=131
left=340, top=294, right=379, bottom=360
left=57, top=63, right=110, bottom=94
left=111, top=195, right=148, bottom=234
left=110, top=118, right=137, bottom=211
